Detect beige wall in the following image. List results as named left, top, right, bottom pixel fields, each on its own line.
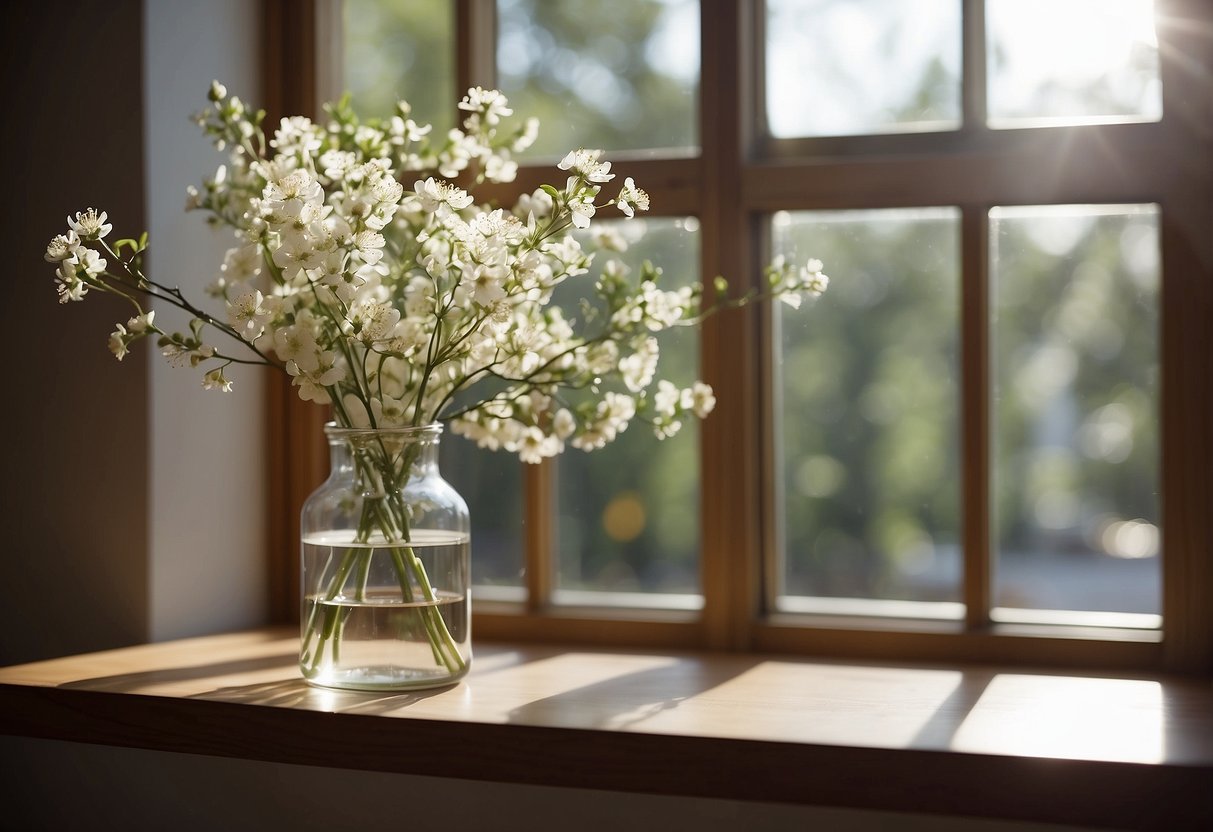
left=144, top=0, right=266, bottom=643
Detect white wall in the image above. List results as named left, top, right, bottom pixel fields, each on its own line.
left=144, top=0, right=267, bottom=640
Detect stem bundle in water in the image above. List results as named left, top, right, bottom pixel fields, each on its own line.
left=300, top=427, right=470, bottom=690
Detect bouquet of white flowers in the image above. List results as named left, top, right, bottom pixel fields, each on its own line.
left=45, top=82, right=827, bottom=688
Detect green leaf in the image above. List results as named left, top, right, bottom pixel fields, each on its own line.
left=540, top=184, right=562, bottom=201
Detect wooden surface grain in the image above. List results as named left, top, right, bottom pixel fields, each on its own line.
left=2, top=629, right=1211, bottom=829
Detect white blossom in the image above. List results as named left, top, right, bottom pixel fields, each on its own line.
left=414, top=177, right=474, bottom=215
left=515, top=188, right=554, bottom=220
left=274, top=323, right=320, bottom=373
left=458, top=87, right=514, bottom=126
left=127, top=311, right=155, bottom=334
left=46, top=81, right=827, bottom=468
left=346, top=299, right=401, bottom=345
left=220, top=244, right=263, bottom=284
left=557, top=148, right=614, bottom=183
left=615, top=177, right=650, bottom=218
left=67, top=208, right=112, bottom=240
left=553, top=408, right=576, bottom=439
left=58, top=280, right=87, bottom=303
left=690, top=382, right=716, bottom=418
left=228, top=288, right=273, bottom=340
left=45, top=231, right=80, bottom=262
left=568, top=193, right=596, bottom=229
left=619, top=337, right=659, bottom=393
left=202, top=367, right=234, bottom=392
left=56, top=249, right=106, bottom=295
left=653, top=380, right=681, bottom=417
left=108, top=324, right=130, bottom=360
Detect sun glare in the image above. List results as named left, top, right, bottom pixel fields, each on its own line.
left=988, top=0, right=1162, bottom=126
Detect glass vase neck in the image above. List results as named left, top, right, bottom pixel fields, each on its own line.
left=324, top=422, right=443, bottom=471
left=324, top=422, right=443, bottom=441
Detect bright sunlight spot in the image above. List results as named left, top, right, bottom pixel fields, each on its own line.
left=952, top=675, right=1164, bottom=764
left=987, top=0, right=1161, bottom=126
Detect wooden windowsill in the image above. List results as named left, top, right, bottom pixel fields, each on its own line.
left=1, top=628, right=1211, bottom=830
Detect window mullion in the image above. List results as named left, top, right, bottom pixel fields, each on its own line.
left=959, top=1, right=991, bottom=629
left=700, top=0, right=760, bottom=650
left=961, top=206, right=992, bottom=632
left=455, top=0, right=559, bottom=610
left=455, top=0, right=497, bottom=94
left=264, top=0, right=329, bottom=626
left=524, top=462, right=554, bottom=610
left=960, top=0, right=987, bottom=133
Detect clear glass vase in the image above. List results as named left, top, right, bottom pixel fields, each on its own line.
left=300, top=423, right=471, bottom=690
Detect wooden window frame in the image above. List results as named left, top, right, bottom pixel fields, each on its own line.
left=264, top=0, right=1213, bottom=674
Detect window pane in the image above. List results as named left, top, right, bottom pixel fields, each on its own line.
left=987, top=0, right=1162, bottom=127
left=991, top=205, right=1160, bottom=618
left=555, top=218, right=702, bottom=604
left=765, top=0, right=961, bottom=138
left=773, top=209, right=962, bottom=611
left=496, top=0, right=699, bottom=159
left=343, top=0, right=456, bottom=134
left=441, top=437, right=524, bottom=595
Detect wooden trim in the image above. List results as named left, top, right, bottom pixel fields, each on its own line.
left=960, top=207, right=991, bottom=631
left=523, top=461, right=554, bottom=610
left=699, top=0, right=756, bottom=651
left=1156, top=0, right=1213, bottom=673
left=754, top=619, right=1164, bottom=674
left=475, top=157, right=705, bottom=218
left=261, top=0, right=318, bottom=120
left=960, top=0, right=987, bottom=131
left=313, top=0, right=344, bottom=111
left=759, top=223, right=783, bottom=617
left=262, top=0, right=329, bottom=624
left=759, top=117, right=1167, bottom=162
left=455, top=0, right=497, bottom=95
left=743, top=124, right=1186, bottom=210
left=2, top=629, right=1210, bottom=830
left=473, top=609, right=702, bottom=649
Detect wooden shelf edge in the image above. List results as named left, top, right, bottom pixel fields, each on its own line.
left=1, top=678, right=1209, bottom=831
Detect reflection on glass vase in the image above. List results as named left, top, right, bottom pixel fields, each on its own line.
left=300, top=423, right=471, bottom=690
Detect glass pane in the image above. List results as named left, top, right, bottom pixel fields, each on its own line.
left=496, top=0, right=699, bottom=159
left=987, top=0, right=1162, bottom=127
left=991, top=205, right=1160, bottom=617
left=440, top=437, right=524, bottom=594
left=555, top=218, right=702, bottom=603
left=773, top=209, right=962, bottom=609
left=343, top=0, right=455, bottom=134
left=765, top=0, right=961, bottom=138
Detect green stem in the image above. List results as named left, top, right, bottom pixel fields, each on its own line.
left=305, top=546, right=362, bottom=674
left=98, top=240, right=282, bottom=367
left=355, top=550, right=372, bottom=602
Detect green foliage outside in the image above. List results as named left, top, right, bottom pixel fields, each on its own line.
left=774, top=210, right=962, bottom=603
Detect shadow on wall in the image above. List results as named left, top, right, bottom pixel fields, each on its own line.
left=0, top=0, right=150, bottom=666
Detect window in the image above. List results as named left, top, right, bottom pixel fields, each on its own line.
left=268, top=0, right=1213, bottom=672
